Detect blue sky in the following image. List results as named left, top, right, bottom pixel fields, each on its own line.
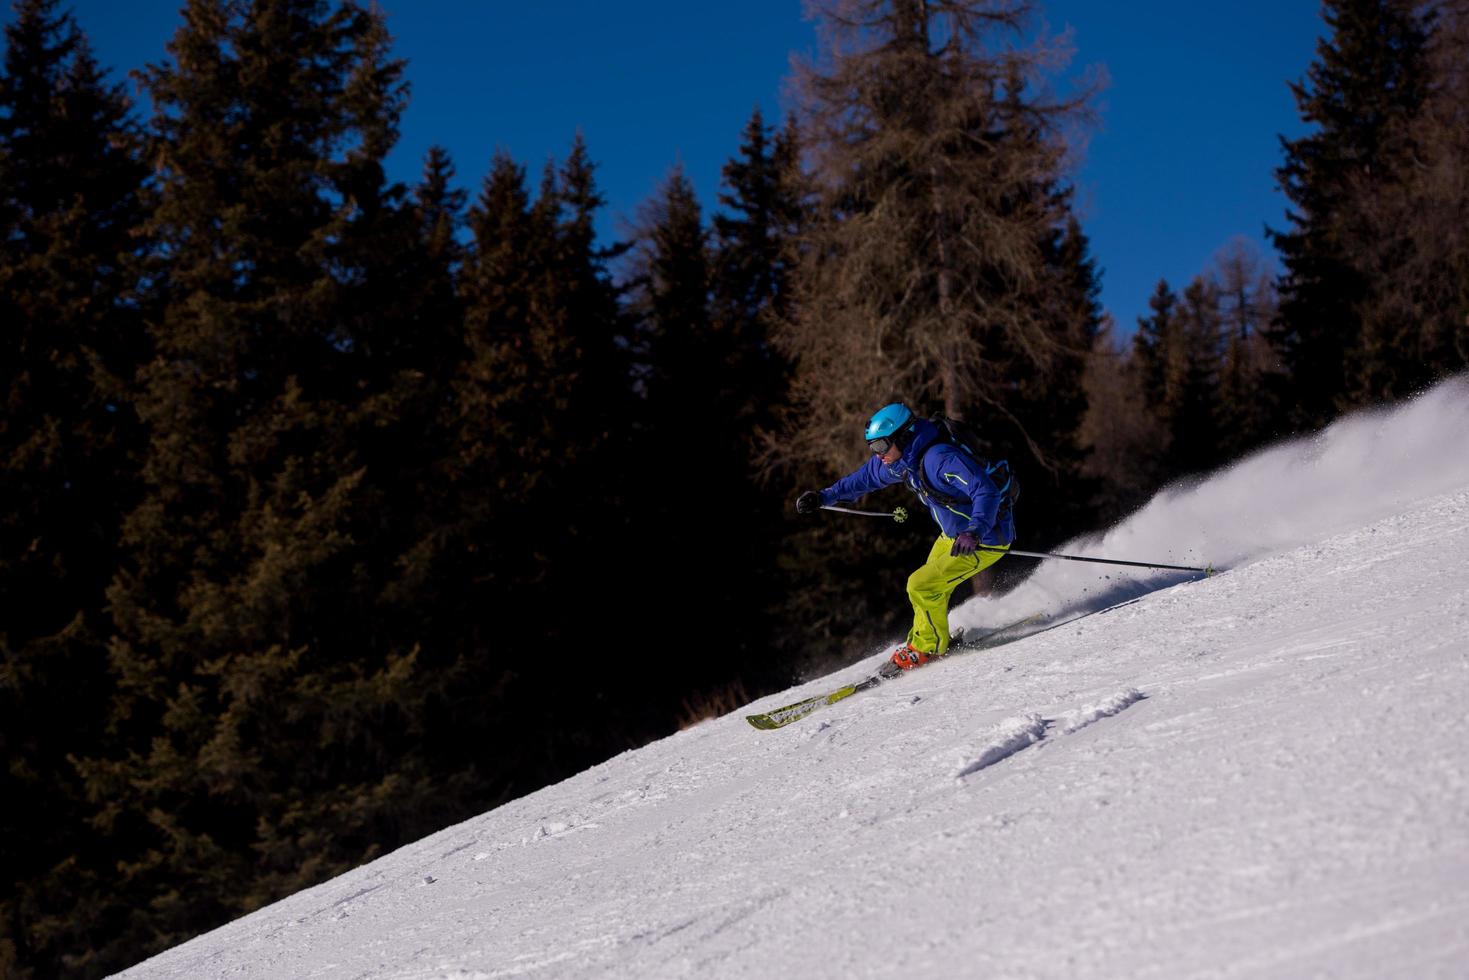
left=29, top=0, right=1326, bottom=334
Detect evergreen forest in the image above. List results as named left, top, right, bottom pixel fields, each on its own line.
left=2, top=0, right=1466, bottom=974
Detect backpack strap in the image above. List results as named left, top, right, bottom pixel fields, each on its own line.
left=916, top=440, right=1017, bottom=516
left=914, top=443, right=974, bottom=508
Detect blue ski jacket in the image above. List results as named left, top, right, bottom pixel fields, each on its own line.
left=819, top=418, right=1016, bottom=545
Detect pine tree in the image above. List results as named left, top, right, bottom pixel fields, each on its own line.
left=1005, top=212, right=1105, bottom=545
left=443, top=138, right=649, bottom=795
left=418, top=148, right=546, bottom=796
left=706, top=110, right=811, bottom=686
left=1346, top=1, right=1469, bottom=393
left=1134, top=276, right=1225, bottom=479
left=1168, top=277, right=1225, bottom=476
left=551, top=133, right=637, bottom=557
left=634, top=167, right=713, bottom=414
left=712, top=108, right=807, bottom=410
left=459, top=150, right=541, bottom=492
left=1133, top=281, right=1174, bottom=396
left=0, top=1, right=149, bottom=972
left=1270, top=0, right=1433, bottom=425
left=73, top=2, right=452, bottom=970
left=365, top=143, right=466, bottom=603
left=1130, top=280, right=1180, bottom=471
left=624, top=168, right=746, bottom=697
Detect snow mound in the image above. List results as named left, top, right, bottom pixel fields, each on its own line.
left=1058, top=687, right=1146, bottom=734
left=955, top=712, right=1048, bottom=778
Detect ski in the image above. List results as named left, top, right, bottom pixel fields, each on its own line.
left=744, top=613, right=1043, bottom=731
left=743, top=593, right=1159, bottom=731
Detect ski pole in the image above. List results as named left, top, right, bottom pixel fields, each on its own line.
left=819, top=504, right=1210, bottom=574
left=821, top=504, right=910, bottom=523
left=977, top=546, right=1212, bottom=576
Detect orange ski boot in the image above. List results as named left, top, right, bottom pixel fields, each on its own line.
left=888, top=642, right=935, bottom=672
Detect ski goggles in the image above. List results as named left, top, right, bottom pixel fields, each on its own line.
left=868, top=436, right=896, bottom=455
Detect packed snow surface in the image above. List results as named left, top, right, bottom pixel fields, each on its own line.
left=119, top=381, right=1469, bottom=979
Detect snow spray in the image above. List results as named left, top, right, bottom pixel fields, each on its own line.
left=955, top=373, right=1469, bottom=630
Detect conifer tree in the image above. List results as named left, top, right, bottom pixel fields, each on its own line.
left=1129, top=280, right=1183, bottom=478
left=767, top=0, right=1098, bottom=658
left=625, top=168, right=754, bottom=695
left=1086, top=244, right=1281, bottom=529
left=1005, top=213, right=1105, bottom=544
left=335, top=143, right=477, bottom=805
left=458, top=143, right=627, bottom=508
left=1077, top=321, right=1169, bottom=526
left=73, top=2, right=450, bottom=969
left=1212, top=239, right=1280, bottom=459
left=778, top=0, right=1096, bottom=448
left=1270, top=0, right=1433, bottom=426
left=1133, top=276, right=1225, bottom=479
left=444, top=139, right=645, bottom=794
left=634, top=167, right=713, bottom=415
left=0, top=2, right=149, bottom=971
left=558, top=135, right=630, bottom=374
left=550, top=135, right=638, bottom=541
left=1132, top=280, right=1178, bottom=412
left=706, top=110, right=811, bottom=683
left=459, top=150, right=541, bottom=492
left=1168, top=277, right=1225, bottom=476
left=1345, top=1, right=1469, bottom=395
left=415, top=149, right=546, bottom=795
left=366, top=143, right=465, bottom=564
left=712, top=108, right=807, bottom=420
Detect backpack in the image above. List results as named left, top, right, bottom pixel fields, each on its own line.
left=918, top=415, right=1020, bottom=517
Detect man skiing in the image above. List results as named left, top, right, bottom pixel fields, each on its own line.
left=795, top=402, right=1015, bottom=673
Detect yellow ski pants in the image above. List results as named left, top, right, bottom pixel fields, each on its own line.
left=906, top=536, right=1009, bottom=655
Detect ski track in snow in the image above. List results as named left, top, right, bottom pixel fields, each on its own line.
left=116, top=380, right=1469, bottom=980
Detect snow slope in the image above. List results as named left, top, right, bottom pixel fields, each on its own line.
left=118, top=381, right=1469, bottom=980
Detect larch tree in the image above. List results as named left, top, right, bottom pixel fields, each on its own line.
left=1212, top=238, right=1280, bottom=460
left=774, top=0, right=1098, bottom=476
left=767, top=0, right=1098, bottom=660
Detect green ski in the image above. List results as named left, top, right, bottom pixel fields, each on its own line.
left=745, top=613, right=1042, bottom=731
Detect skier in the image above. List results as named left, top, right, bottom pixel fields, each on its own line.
left=795, top=402, right=1015, bottom=672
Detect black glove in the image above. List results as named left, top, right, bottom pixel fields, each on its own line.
left=950, top=531, right=981, bottom=557
left=796, top=490, right=823, bottom=515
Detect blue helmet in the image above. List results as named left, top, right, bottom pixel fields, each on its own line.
left=864, top=402, right=914, bottom=442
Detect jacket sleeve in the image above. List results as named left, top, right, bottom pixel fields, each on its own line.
left=926, top=447, right=1001, bottom=538
left=821, top=456, right=900, bottom=505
